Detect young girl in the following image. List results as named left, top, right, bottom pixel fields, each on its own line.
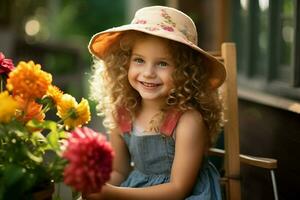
left=86, top=6, right=226, bottom=200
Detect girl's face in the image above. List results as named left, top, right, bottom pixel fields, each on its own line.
left=128, top=36, right=175, bottom=105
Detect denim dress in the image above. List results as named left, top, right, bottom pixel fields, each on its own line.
left=118, top=108, right=221, bottom=200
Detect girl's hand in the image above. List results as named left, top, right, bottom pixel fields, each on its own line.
left=82, top=184, right=111, bottom=200
left=82, top=192, right=104, bottom=200
left=83, top=193, right=103, bottom=200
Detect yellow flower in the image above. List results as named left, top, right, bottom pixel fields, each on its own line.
left=57, top=94, right=77, bottom=117
left=0, top=91, right=19, bottom=123
left=75, top=98, right=91, bottom=125
left=6, top=61, right=52, bottom=100
left=57, top=94, right=91, bottom=130
left=47, top=85, right=63, bottom=104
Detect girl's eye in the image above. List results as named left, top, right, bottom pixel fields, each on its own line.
left=157, top=61, right=168, bottom=68
left=133, top=58, right=144, bottom=64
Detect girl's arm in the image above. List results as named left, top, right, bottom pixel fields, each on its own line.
left=87, top=110, right=207, bottom=200
left=107, top=128, right=132, bottom=186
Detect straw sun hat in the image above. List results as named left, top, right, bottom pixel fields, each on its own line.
left=88, top=6, right=226, bottom=89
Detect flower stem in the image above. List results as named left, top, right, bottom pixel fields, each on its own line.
left=0, top=75, right=4, bottom=92
left=41, top=103, right=51, bottom=113
left=57, top=108, right=77, bottom=126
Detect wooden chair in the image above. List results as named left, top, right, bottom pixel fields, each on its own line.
left=208, top=43, right=278, bottom=200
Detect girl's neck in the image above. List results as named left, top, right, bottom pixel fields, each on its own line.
left=135, top=100, right=165, bottom=131
left=140, top=99, right=164, bottom=112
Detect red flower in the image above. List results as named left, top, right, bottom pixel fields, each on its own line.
left=63, top=127, right=114, bottom=194
left=0, top=52, right=15, bottom=75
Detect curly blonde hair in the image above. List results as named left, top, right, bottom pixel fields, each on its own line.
left=90, top=31, right=224, bottom=146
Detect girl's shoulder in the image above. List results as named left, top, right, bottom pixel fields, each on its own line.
left=178, top=109, right=204, bottom=125
left=175, top=109, right=207, bottom=138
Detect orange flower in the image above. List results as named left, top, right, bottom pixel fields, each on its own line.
left=47, top=85, right=63, bottom=104
left=15, top=96, right=45, bottom=122
left=6, top=61, right=52, bottom=100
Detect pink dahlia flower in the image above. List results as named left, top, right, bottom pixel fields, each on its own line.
left=0, top=52, right=15, bottom=74
left=63, top=127, right=114, bottom=194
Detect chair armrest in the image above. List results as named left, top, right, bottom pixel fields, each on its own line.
left=209, top=148, right=277, bottom=169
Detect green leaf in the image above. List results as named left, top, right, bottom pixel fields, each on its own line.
left=26, top=119, right=44, bottom=130
left=26, top=150, right=43, bottom=163
left=47, top=131, right=60, bottom=150
left=31, top=131, right=46, bottom=141
left=0, top=165, right=36, bottom=199
left=58, top=130, right=68, bottom=139
left=42, top=120, right=58, bottom=132
left=2, top=165, right=25, bottom=186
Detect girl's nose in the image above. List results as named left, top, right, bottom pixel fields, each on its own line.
left=143, top=64, right=156, bottom=78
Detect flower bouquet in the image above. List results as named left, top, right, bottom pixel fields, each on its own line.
left=0, top=53, right=114, bottom=199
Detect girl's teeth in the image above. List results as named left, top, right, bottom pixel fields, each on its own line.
left=142, top=82, right=157, bottom=87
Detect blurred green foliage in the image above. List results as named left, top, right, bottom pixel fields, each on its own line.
left=49, top=0, right=126, bottom=44
left=6, top=0, right=126, bottom=64
left=9, top=0, right=125, bottom=39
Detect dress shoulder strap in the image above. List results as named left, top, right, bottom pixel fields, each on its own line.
left=160, top=109, right=183, bottom=137
left=117, top=107, right=183, bottom=136
left=117, top=107, right=132, bottom=134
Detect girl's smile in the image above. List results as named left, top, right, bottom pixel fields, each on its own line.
left=139, top=81, right=162, bottom=88
left=128, top=36, right=175, bottom=104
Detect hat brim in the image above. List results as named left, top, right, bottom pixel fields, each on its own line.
left=88, top=24, right=226, bottom=89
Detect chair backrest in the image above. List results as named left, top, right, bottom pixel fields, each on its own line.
left=210, top=43, right=241, bottom=200
left=209, top=43, right=278, bottom=200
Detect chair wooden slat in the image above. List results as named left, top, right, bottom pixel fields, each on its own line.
left=220, top=43, right=241, bottom=200
left=209, top=148, right=278, bottom=169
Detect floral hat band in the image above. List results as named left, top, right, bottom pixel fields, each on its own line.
left=88, top=6, right=226, bottom=89
left=131, top=6, right=198, bottom=45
